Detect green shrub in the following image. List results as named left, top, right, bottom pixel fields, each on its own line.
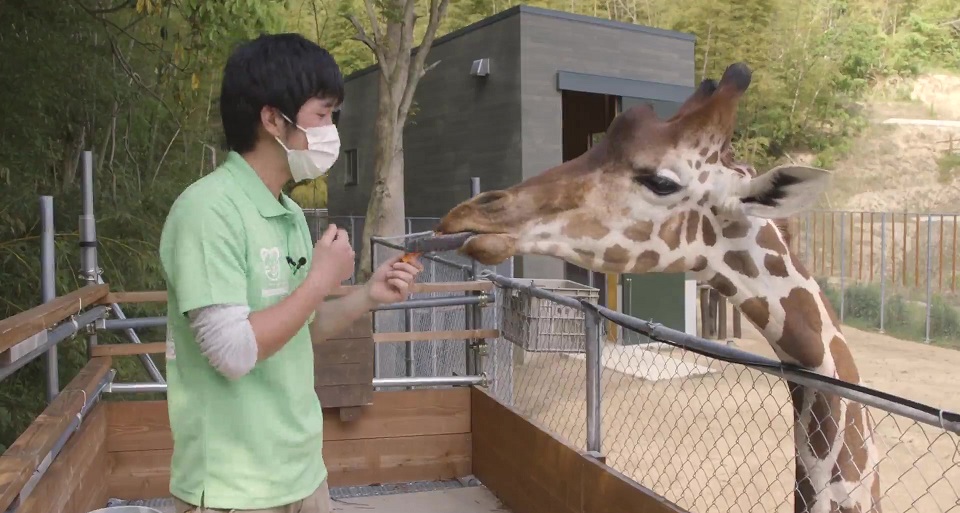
left=928, top=295, right=960, bottom=340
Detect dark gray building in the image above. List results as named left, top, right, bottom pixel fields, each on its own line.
left=329, top=5, right=699, bottom=339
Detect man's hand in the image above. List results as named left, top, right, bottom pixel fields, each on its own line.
left=364, top=254, right=424, bottom=306
left=305, top=223, right=355, bottom=297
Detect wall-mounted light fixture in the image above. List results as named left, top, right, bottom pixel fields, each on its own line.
left=470, top=58, right=490, bottom=77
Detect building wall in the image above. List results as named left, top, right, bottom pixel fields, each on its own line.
left=327, top=13, right=523, bottom=218
left=515, top=7, right=696, bottom=280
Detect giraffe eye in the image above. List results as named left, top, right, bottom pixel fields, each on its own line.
left=636, top=174, right=682, bottom=196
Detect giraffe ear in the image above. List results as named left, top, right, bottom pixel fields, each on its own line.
left=739, top=165, right=831, bottom=219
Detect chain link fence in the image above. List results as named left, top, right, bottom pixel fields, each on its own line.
left=491, top=276, right=960, bottom=513
left=303, top=209, right=959, bottom=513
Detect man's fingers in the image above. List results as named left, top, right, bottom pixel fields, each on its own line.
left=320, top=224, right=338, bottom=245
left=391, top=262, right=422, bottom=275
left=388, top=278, right=409, bottom=293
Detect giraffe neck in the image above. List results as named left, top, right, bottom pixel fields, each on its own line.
left=700, top=219, right=881, bottom=513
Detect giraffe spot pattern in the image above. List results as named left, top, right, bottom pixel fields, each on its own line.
left=603, top=245, right=631, bottom=268
left=663, top=257, right=687, bottom=273
left=821, top=290, right=842, bottom=332
left=690, top=255, right=708, bottom=272
left=706, top=151, right=719, bottom=164
left=756, top=223, right=787, bottom=254
left=777, top=288, right=827, bottom=367
left=702, top=217, right=717, bottom=246
left=697, top=192, right=711, bottom=206
left=721, top=221, right=750, bottom=239
left=562, top=214, right=610, bottom=240
left=659, top=213, right=686, bottom=251
left=574, top=249, right=596, bottom=263
left=633, top=250, right=660, bottom=272
left=829, top=335, right=859, bottom=383
left=724, top=250, right=760, bottom=278
left=791, top=253, right=812, bottom=280
left=685, top=211, right=701, bottom=244
left=708, top=273, right=737, bottom=297
left=808, top=390, right=842, bottom=460
left=832, top=401, right=869, bottom=485
left=739, top=297, right=770, bottom=330
left=698, top=171, right=709, bottom=184
left=764, top=254, right=789, bottom=278
left=624, top=220, right=655, bottom=242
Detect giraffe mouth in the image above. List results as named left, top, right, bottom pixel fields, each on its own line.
left=433, top=230, right=517, bottom=265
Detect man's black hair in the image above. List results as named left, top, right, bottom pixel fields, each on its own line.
left=219, top=33, right=344, bottom=154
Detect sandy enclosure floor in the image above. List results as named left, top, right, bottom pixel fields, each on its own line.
left=505, top=317, right=960, bottom=513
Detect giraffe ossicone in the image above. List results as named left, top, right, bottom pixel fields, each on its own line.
left=437, top=62, right=882, bottom=513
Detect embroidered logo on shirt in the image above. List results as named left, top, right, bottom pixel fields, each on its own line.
left=260, top=246, right=282, bottom=282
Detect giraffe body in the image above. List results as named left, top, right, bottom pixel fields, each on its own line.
left=436, top=63, right=882, bottom=513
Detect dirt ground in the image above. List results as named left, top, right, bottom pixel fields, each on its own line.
left=505, top=311, right=960, bottom=513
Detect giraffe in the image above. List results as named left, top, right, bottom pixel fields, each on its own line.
left=435, top=62, right=882, bottom=513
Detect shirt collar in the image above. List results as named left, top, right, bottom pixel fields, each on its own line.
left=225, top=151, right=296, bottom=219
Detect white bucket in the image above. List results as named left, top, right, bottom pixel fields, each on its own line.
left=88, top=507, right=164, bottom=513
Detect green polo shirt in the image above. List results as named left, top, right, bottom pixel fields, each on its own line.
left=159, top=151, right=325, bottom=510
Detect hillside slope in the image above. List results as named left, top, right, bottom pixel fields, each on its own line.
left=821, top=73, right=960, bottom=213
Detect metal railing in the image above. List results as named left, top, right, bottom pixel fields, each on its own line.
left=478, top=271, right=960, bottom=513
left=787, top=210, right=960, bottom=345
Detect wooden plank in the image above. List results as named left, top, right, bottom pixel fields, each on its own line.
left=106, top=401, right=172, bottom=453
left=373, top=328, right=498, bottom=343
left=107, top=432, right=472, bottom=500
left=0, top=357, right=112, bottom=512
left=0, top=284, right=109, bottom=353
left=314, top=338, right=373, bottom=365
left=316, top=385, right=372, bottom=409
left=91, top=342, right=166, bottom=357
left=107, top=449, right=171, bottom=500
left=314, top=361, right=373, bottom=386
left=105, top=388, right=471, bottom=452
left=99, top=282, right=493, bottom=305
left=99, top=291, right=168, bottom=304
left=324, top=433, right=472, bottom=487
left=321, top=313, right=372, bottom=339
left=470, top=387, right=685, bottom=513
left=18, top=404, right=108, bottom=513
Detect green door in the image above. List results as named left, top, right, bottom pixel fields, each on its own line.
left=619, top=96, right=689, bottom=343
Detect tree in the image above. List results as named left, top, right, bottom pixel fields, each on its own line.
left=347, top=0, right=450, bottom=280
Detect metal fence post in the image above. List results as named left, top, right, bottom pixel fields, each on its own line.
left=403, top=307, right=414, bottom=388
left=465, top=177, right=481, bottom=376
left=925, top=214, right=933, bottom=343
left=79, top=151, right=100, bottom=357
left=372, top=240, right=380, bottom=378
left=40, top=196, right=58, bottom=403
left=879, top=213, right=887, bottom=333
left=585, top=306, right=602, bottom=454
left=839, top=211, right=846, bottom=322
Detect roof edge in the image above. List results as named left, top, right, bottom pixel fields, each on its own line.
left=343, top=5, right=695, bottom=82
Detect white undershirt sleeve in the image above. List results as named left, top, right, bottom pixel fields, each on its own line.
left=186, top=304, right=259, bottom=380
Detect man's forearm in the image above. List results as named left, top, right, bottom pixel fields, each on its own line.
left=311, top=287, right=378, bottom=341
left=249, top=279, right=332, bottom=360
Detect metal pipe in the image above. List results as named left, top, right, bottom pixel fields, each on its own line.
left=584, top=307, right=602, bottom=453
left=95, top=277, right=166, bottom=384
left=588, top=300, right=960, bottom=434
left=0, top=306, right=109, bottom=382
left=403, top=307, right=414, bottom=384
left=370, top=237, right=472, bottom=272
left=40, top=196, right=59, bottom=403
left=372, top=240, right=380, bottom=378
left=839, top=212, right=845, bottom=322
left=469, top=177, right=481, bottom=280
left=104, top=375, right=488, bottom=394
left=925, top=214, right=933, bottom=343
left=80, top=150, right=100, bottom=357
left=373, top=294, right=493, bottom=311
left=879, top=213, right=887, bottom=333
left=100, top=316, right=166, bottom=330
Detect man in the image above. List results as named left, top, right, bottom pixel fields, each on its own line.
left=159, top=33, right=422, bottom=513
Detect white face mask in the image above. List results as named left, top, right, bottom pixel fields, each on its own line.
left=275, top=114, right=341, bottom=182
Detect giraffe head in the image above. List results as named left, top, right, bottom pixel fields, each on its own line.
left=436, top=62, right=831, bottom=281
